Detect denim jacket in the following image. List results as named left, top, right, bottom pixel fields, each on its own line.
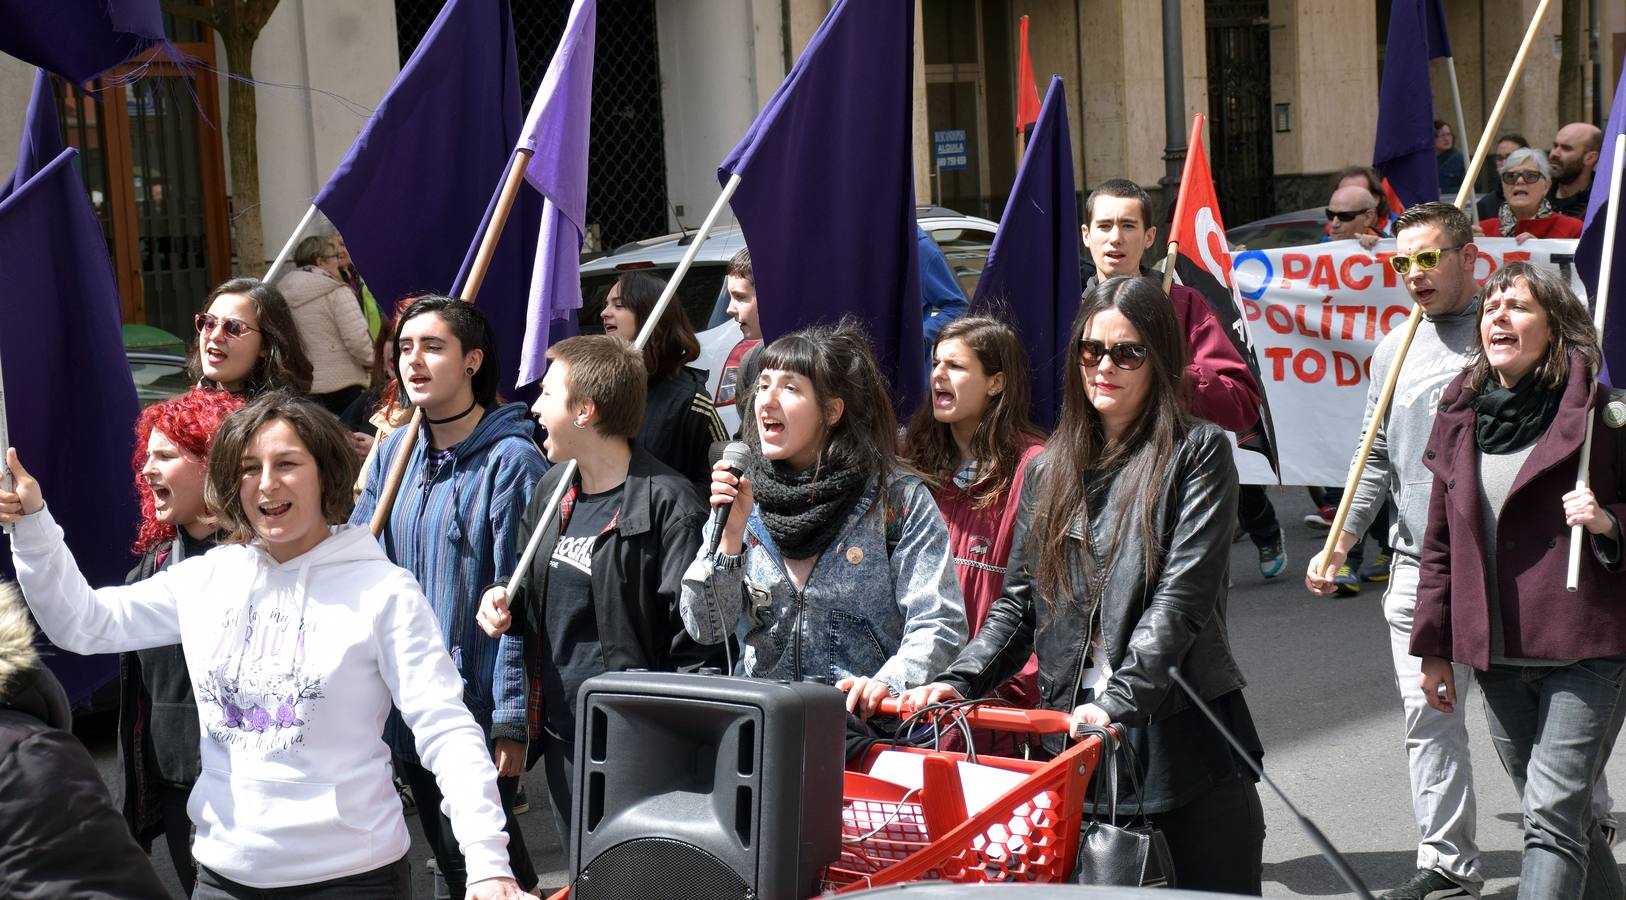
left=681, top=473, right=967, bottom=692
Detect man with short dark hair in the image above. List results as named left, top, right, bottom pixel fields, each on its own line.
left=1310, top=202, right=1483, bottom=899
left=1548, top=122, right=1603, bottom=218
left=1078, top=178, right=1281, bottom=576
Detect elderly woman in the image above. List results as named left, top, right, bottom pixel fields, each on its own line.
left=1476, top=148, right=1584, bottom=242
left=905, top=277, right=1264, bottom=893
left=1414, top=262, right=1626, bottom=899
left=278, top=234, right=374, bottom=414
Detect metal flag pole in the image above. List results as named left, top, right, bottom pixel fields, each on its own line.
left=0, top=340, right=12, bottom=535
left=1444, top=57, right=1475, bottom=209
left=368, top=148, right=535, bottom=537
left=1318, top=0, right=1552, bottom=570
left=264, top=203, right=320, bottom=282
left=1565, top=132, right=1625, bottom=592
left=507, top=173, right=743, bottom=595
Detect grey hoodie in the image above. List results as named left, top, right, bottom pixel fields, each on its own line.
left=1343, top=295, right=1481, bottom=561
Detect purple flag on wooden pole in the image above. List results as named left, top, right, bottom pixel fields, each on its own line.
left=0, top=0, right=166, bottom=84
left=1577, top=64, right=1626, bottom=387
left=315, top=0, right=534, bottom=392
left=1374, top=0, right=1452, bottom=210
left=970, top=76, right=1077, bottom=429
left=515, top=0, right=595, bottom=389
left=0, top=149, right=140, bottom=701
left=0, top=70, right=63, bottom=202
left=718, top=0, right=925, bottom=411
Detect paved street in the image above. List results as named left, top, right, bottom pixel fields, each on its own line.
left=81, top=488, right=1624, bottom=898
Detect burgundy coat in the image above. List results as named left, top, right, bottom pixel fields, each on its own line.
left=1411, top=358, right=1626, bottom=669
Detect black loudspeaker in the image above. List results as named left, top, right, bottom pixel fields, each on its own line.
left=570, top=671, right=846, bottom=900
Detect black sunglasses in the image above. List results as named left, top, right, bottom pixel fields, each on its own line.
left=1078, top=339, right=1150, bottom=370
left=1325, top=208, right=1374, bottom=223
left=195, top=313, right=260, bottom=340
left=1500, top=169, right=1545, bottom=185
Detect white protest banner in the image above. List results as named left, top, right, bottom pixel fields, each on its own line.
left=1227, top=237, right=1583, bottom=486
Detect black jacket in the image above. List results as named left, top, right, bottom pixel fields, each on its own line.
left=0, top=587, right=169, bottom=898
left=637, top=367, right=727, bottom=493
left=935, top=423, right=1258, bottom=809
left=509, top=447, right=726, bottom=683
left=119, top=531, right=212, bottom=847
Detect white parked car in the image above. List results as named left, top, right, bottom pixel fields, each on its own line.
left=577, top=207, right=998, bottom=433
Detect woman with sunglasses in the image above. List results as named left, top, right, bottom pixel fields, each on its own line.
left=682, top=320, right=967, bottom=718
left=900, top=316, right=1045, bottom=724
left=904, top=276, right=1265, bottom=892
left=190, top=277, right=314, bottom=398
left=1476, top=147, right=1583, bottom=243
left=1, top=395, right=523, bottom=899
left=279, top=235, right=376, bottom=416
left=1413, top=263, right=1626, bottom=899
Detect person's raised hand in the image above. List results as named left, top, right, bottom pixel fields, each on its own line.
left=709, top=460, right=754, bottom=555
left=0, top=448, right=44, bottom=524
left=477, top=585, right=512, bottom=637
left=465, top=876, right=524, bottom=899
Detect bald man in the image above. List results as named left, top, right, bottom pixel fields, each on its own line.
left=1323, top=184, right=1384, bottom=248
left=1548, top=122, right=1602, bottom=218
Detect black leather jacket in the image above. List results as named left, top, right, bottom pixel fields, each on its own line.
left=937, top=421, right=1246, bottom=748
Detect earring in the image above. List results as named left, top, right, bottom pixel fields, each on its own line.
left=573, top=419, right=587, bottom=429
left=466, top=367, right=475, bottom=375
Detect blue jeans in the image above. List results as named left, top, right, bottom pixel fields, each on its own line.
left=1477, top=655, right=1626, bottom=899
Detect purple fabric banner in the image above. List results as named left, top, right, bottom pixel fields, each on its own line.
left=719, top=0, right=925, bottom=411
left=1374, top=0, right=1453, bottom=210
left=0, top=0, right=166, bottom=84
left=0, top=70, right=63, bottom=202
left=316, top=0, right=535, bottom=400
left=1576, top=64, right=1626, bottom=388
left=970, top=76, right=1078, bottom=429
left=516, top=0, right=595, bottom=389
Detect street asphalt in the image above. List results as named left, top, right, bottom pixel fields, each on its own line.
left=81, top=487, right=1624, bottom=898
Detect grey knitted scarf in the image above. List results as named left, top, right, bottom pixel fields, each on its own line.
left=748, top=447, right=870, bottom=560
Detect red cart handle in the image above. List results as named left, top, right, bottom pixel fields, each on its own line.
left=873, top=697, right=1080, bottom=735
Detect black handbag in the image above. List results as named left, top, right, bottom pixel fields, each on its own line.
left=1069, top=724, right=1176, bottom=888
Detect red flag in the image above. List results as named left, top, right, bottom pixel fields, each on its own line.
left=1165, top=115, right=1280, bottom=475
left=1015, top=16, right=1041, bottom=133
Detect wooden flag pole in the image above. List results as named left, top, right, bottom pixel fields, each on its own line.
left=1318, top=0, right=1552, bottom=572
left=1565, top=132, right=1625, bottom=591
left=1161, top=241, right=1180, bottom=294
left=265, top=204, right=320, bottom=282
left=369, top=148, right=534, bottom=537
left=1160, top=115, right=1205, bottom=295
left=506, top=173, right=744, bottom=596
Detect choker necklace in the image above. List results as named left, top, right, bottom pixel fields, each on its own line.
left=427, top=399, right=479, bottom=425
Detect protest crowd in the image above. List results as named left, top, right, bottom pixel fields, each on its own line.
left=0, top=2, right=1624, bottom=900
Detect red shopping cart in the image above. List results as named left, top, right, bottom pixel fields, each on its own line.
left=543, top=698, right=1106, bottom=899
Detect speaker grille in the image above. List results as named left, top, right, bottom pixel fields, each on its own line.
left=575, top=837, right=754, bottom=900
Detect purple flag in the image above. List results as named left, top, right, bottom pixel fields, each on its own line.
left=1577, top=64, right=1626, bottom=387
left=0, top=149, right=140, bottom=704
left=0, top=0, right=166, bottom=83
left=515, top=0, right=595, bottom=389
left=315, top=0, right=535, bottom=398
left=970, top=76, right=1077, bottom=429
left=719, top=0, right=925, bottom=411
left=1374, top=0, right=1452, bottom=210
left=0, top=70, right=63, bottom=202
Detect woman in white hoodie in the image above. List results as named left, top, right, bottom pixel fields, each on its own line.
left=0, top=393, right=521, bottom=900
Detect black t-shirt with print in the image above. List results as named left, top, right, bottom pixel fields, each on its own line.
left=541, top=484, right=622, bottom=739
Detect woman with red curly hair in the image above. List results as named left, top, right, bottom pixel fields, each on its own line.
left=119, top=387, right=243, bottom=894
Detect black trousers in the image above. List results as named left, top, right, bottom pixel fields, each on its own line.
left=1236, top=484, right=1281, bottom=548
left=1144, top=774, right=1266, bottom=894
left=541, top=729, right=577, bottom=855
left=401, top=759, right=537, bottom=894
left=193, top=857, right=409, bottom=899
left=158, top=783, right=197, bottom=896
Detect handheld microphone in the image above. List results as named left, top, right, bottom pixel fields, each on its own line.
left=1167, top=666, right=1375, bottom=900
left=705, top=441, right=752, bottom=558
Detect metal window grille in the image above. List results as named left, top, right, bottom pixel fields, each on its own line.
left=394, top=0, right=671, bottom=252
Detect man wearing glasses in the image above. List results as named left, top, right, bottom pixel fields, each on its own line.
left=1306, top=203, right=1478, bottom=899
left=1323, top=184, right=1384, bottom=249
